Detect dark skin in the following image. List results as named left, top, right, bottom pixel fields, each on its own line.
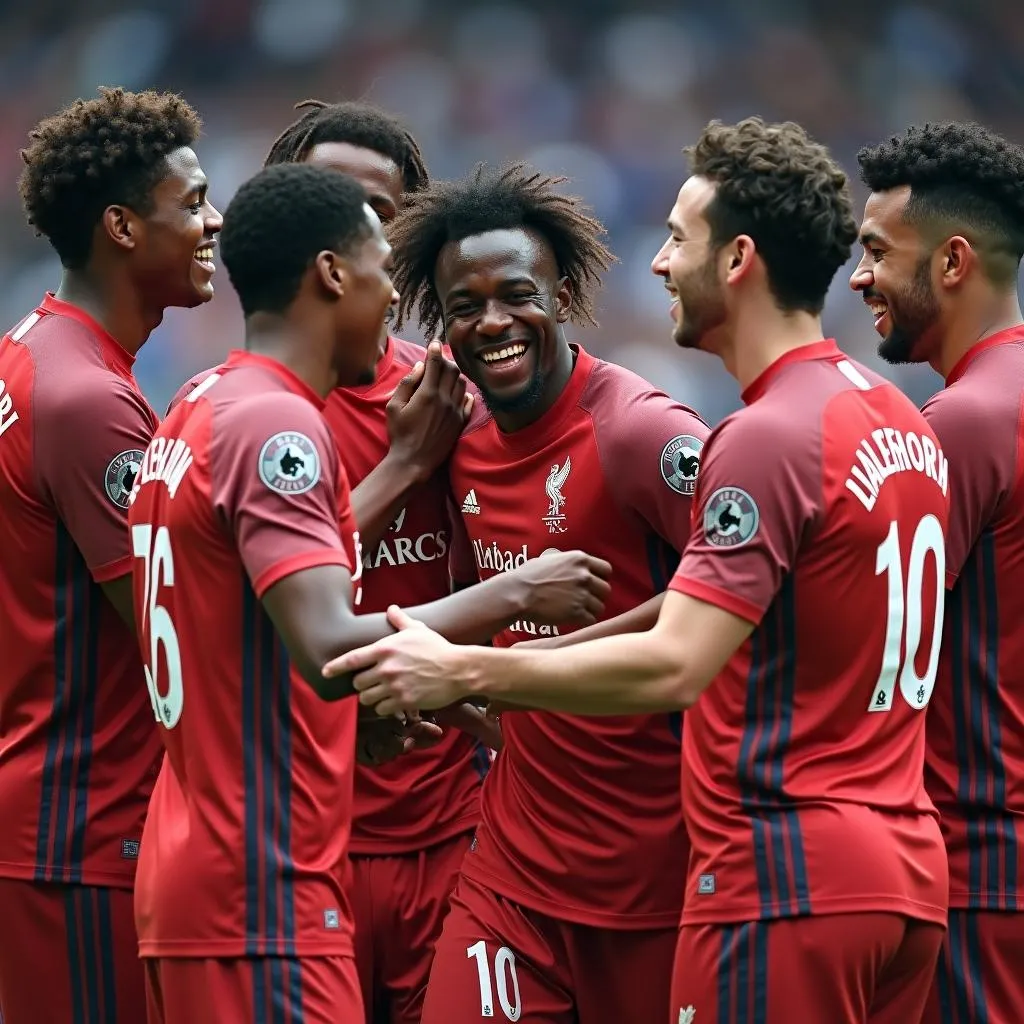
left=301, top=141, right=470, bottom=551
left=76, top=145, right=222, bottom=630
left=437, top=227, right=575, bottom=435
left=243, top=213, right=613, bottom=709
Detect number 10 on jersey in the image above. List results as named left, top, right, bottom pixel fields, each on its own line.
left=131, top=523, right=184, bottom=729
left=868, top=515, right=945, bottom=714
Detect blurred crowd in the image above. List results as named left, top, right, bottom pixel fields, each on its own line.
left=2, top=0, right=1022, bottom=418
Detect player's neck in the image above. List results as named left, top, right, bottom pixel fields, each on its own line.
left=932, top=293, right=1024, bottom=380
left=725, top=306, right=827, bottom=394
left=55, top=269, right=162, bottom=357
left=244, top=318, right=337, bottom=398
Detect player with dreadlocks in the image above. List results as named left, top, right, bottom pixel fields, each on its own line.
left=169, top=104, right=611, bottom=1024
left=334, top=162, right=710, bottom=1024
left=0, top=87, right=221, bottom=1023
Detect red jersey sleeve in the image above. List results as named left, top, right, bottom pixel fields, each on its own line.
left=670, top=411, right=822, bottom=624
left=35, top=378, right=156, bottom=583
left=922, top=387, right=1012, bottom=586
left=166, top=368, right=219, bottom=416
left=209, top=394, right=353, bottom=598
left=592, top=388, right=710, bottom=554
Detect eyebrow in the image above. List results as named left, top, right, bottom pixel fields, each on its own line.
left=667, top=217, right=686, bottom=238
left=182, top=177, right=208, bottom=200
left=446, top=276, right=537, bottom=300
left=859, top=228, right=885, bottom=246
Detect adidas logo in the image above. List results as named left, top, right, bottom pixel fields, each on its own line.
left=461, top=489, right=481, bottom=515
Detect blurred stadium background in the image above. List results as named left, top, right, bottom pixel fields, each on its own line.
left=2, top=0, right=1021, bottom=418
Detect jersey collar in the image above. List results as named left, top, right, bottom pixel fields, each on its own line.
left=945, top=324, right=1024, bottom=386
left=224, top=350, right=326, bottom=410
left=741, top=339, right=840, bottom=405
left=39, top=292, right=135, bottom=375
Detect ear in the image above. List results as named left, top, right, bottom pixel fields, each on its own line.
left=101, top=205, right=137, bottom=253
left=940, top=236, right=976, bottom=289
left=554, top=276, right=572, bottom=323
left=722, top=235, right=756, bottom=287
left=316, top=251, right=347, bottom=300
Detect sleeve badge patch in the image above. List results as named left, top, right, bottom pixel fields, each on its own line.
left=660, top=435, right=704, bottom=496
left=258, top=431, right=321, bottom=495
left=703, top=487, right=759, bottom=548
left=104, top=449, right=145, bottom=509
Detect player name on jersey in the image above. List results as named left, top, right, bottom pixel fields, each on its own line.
left=0, top=376, right=19, bottom=437
left=845, top=425, right=949, bottom=512
left=136, top=436, right=194, bottom=500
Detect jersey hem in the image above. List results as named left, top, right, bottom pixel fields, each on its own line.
left=681, top=894, right=948, bottom=927
left=0, top=861, right=135, bottom=889
left=91, top=554, right=134, bottom=584
left=462, top=860, right=682, bottom=930
left=948, top=889, right=1022, bottom=910
left=253, top=549, right=351, bottom=598
left=137, top=938, right=355, bottom=958
left=349, top=815, right=479, bottom=856
left=669, top=576, right=763, bottom=625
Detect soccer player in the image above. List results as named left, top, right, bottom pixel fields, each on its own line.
left=853, top=122, right=1024, bottom=1024
left=328, top=120, right=953, bottom=1024
left=129, top=162, right=611, bottom=1024
left=335, top=162, right=711, bottom=1024
left=170, top=101, right=610, bottom=1023
left=0, top=88, right=221, bottom=1024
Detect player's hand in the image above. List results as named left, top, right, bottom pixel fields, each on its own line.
left=385, top=341, right=472, bottom=483
left=323, top=606, right=467, bottom=716
left=434, top=701, right=503, bottom=751
left=355, top=714, right=444, bottom=766
left=514, top=550, right=613, bottom=626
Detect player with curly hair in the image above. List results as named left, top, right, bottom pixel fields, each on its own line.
left=0, top=87, right=221, bottom=1023
left=853, top=121, right=1024, bottom=1024
left=329, top=121, right=951, bottom=1023
left=329, top=161, right=710, bottom=1024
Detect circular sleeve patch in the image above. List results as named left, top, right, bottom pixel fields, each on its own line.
left=258, top=432, right=321, bottom=495
left=660, top=435, right=704, bottom=495
left=702, top=487, right=759, bottom=547
left=104, top=449, right=145, bottom=509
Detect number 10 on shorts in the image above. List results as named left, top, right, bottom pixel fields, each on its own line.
left=467, top=940, right=522, bottom=1021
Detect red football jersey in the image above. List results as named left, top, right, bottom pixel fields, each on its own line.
left=128, top=350, right=361, bottom=958
left=920, top=327, right=1024, bottom=911
left=448, top=344, right=708, bottom=928
left=325, top=337, right=487, bottom=854
left=0, top=293, right=161, bottom=889
left=671, top=340, right=948, bottom=926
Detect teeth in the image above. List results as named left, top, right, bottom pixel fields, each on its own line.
left=195, top=248, right=214, bottom=261
left=481, top=343, right=526, bottom=364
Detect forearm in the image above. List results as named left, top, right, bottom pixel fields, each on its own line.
left=350, top=452, right=422, bottom=549
left=458, top=631, right=691, bottom=715
left=521, top=594, right=664, bottom=650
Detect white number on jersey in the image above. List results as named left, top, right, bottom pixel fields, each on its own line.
left=868, top=514, right=945, bottom=713
left=466, top=940, right=522, bottom=1020
left=131, top=523, right=184, bottom=728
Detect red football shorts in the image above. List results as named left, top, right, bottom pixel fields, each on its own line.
left=144, top=954, right=363, bottom=1024
left=350, top=829, right=471, bottom=1024
left=922, top=909, right=1023, bottom=1024
left=672, top=913, right=944, bottom=1023
left=421, top=874, right=676, bottom=1024
left=0, top=877, right=144, bottom=1024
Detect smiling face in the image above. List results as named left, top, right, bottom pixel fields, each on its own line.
left=436, top=227, right=572, bottom=422
left=128, top=146, right=223, bottom=309
left=650, top=176, right=728, bottom=352
left=850, top=185, right=941, bottom=366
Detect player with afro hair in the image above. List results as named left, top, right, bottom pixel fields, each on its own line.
left=0, top=87, right=220, bottom=1024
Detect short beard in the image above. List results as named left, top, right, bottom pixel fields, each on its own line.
left=479, top=367, right=547, bottom=419
left=877, top=257, right=940, bottom=366
left=674, top=256, right=727, bottom=350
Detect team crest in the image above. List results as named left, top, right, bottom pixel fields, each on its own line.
left=543, top=456, right=571, bottom=533
left=104, top=449, right=144, bottom=509
left=258, top=432, right=321, bottom=495
left=679, top=1008, right=696, bottom=1024
left=661, top=435, right=704, bottom=496
left=703, top=487, right=759, bottom=548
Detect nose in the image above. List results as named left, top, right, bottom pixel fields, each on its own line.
left=849, top=260, right=872, bottom=292
left=476, top=300, right=513, bottom=337
left=651, top=240, right=670, bottom=277
left=206, top=202, right=224, bottom=235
